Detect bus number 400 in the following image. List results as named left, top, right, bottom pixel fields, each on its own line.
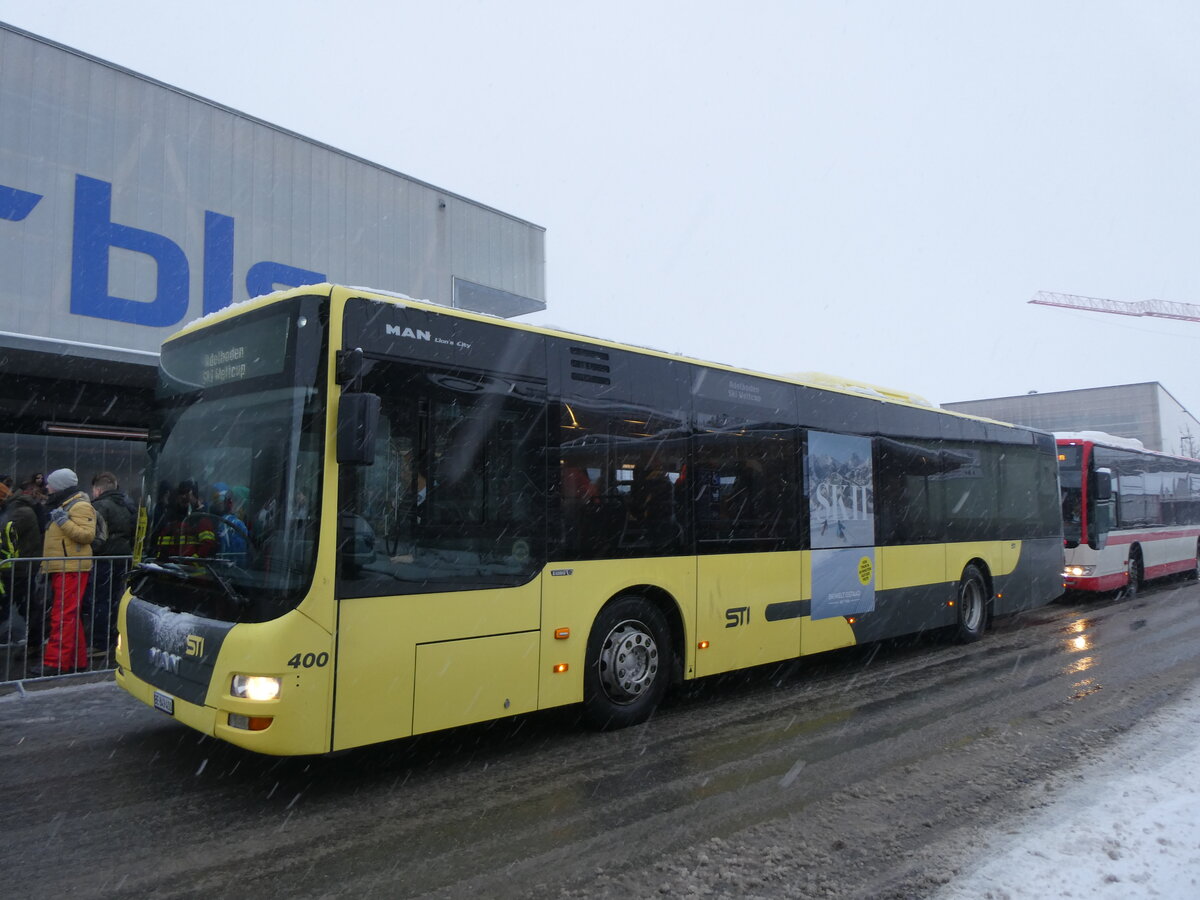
left=287, top=652, right=330, bottom=669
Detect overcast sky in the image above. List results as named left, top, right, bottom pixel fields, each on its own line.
left=3, top=1, right=1199, bottom=419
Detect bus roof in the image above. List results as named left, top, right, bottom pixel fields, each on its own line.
left=169, top=283, right=1051, bottom=436
left=1056, top=431, right=1200, bottom=463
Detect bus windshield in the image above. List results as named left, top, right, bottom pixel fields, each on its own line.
left=1059, top=444, right=1083, bottom=544
left=132, top=299, right=327, bottom=623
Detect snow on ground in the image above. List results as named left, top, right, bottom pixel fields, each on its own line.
left=936, top=686, right=1200, bottom=899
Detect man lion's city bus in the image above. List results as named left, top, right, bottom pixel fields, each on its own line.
left=116, top=285, right=1064, bottom=755
left=1058, top=432, right=1200, bottom=595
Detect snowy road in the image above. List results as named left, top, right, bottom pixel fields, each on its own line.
left=2, top=578, right=1198, bottom=899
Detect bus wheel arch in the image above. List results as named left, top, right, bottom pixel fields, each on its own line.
left=954, top=561, right=991, bottom=643
left=581, top=587, right=679, bottom=730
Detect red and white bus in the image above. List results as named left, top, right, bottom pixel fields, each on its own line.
left=1058, top=432, right=1200, bottom=595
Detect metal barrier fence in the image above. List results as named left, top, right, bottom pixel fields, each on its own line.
left=0, top=555, right=132, bottom=684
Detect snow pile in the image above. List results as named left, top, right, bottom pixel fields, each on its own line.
left=785, top=371, right=937, bottom=408
left=1053, top=430, right=1147, bottom=452
left=937, top=687, right=1200, bottom=898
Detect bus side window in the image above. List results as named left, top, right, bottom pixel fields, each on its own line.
left=556, top=399, right=688, bottom=560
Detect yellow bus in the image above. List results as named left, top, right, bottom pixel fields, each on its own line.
left=116, top=284, right=1063, bottom=755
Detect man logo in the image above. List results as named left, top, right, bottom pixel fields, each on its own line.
left=385, top=324, right=432, bottom=341
left=148, top=647, right=182, bottom=674
left=185, top=635, right=205, bottom=657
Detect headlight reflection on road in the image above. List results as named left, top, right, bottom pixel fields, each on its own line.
left=1062, top=618, right=1100, bottom=691
left=1063, top=618, right=1093, bottom=654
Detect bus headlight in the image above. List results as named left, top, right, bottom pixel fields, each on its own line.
left=231, top=674, right=281, bottom=701
left=1063, top=565, right=1095, bottom=577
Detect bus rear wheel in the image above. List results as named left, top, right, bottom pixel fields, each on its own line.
left=954, top=565, right=988, bottom=643
left=582, top=595, right=672, bottom=730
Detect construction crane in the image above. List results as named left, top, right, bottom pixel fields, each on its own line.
left=1030, top=291, right=1200, bottom=323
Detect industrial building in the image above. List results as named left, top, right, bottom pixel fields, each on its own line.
left=943, top=383, right=1200, bottom=459
left=0, top=22, right=545, bottom=495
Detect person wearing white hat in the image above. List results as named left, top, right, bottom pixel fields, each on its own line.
left=35, top=468, right=96, bottom=676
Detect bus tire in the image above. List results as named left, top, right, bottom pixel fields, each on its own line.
left=1124, top=546, right=1144, bottom=599
left=1191, top=541, right=1200, bottom=581
left=954, top=564, right=988, bottom=643
left=582, top=595, right=673, bottom=730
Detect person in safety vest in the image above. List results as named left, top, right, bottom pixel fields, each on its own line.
left=152, top=480, right=218, bottom=560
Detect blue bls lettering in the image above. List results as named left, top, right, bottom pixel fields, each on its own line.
left=246, top=261, right=326, bottom=299
left=0, top=184, right=43, bottom=221
left=71, top=174, right=189, bottom=327
left=202, top=214, right=324, bottom=314
left=71, top=175, right=326, bottom=326
left=203, top=211, right=235, bottom=317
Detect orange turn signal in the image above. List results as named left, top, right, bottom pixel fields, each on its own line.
left=554, top=627, right=570, bottom=640
left=228, top=714, right=273, bottom=731
left=553, top=663, right=568, bottom=674
left=698, top=640, right=710, bottom=650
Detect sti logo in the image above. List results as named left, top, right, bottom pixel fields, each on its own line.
left=0, top=176, right=325, bottom=328
left=185, top=635, right=205, bottom=658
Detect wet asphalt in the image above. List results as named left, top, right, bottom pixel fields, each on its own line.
left=2, top=577, right=1198, bottom=899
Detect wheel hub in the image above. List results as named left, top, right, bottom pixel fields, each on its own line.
left=598, top=619, right=659, bottom=704
left=961, top=579, right=984, bottom=630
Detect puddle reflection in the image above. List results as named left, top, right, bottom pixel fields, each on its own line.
left=1061, top=618, right=1094, bottom=655
left=1064, top=655, right=1095, bottom=675
left=1060, top=618, right=1102, bottom=694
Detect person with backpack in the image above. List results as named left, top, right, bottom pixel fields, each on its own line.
left=86, top=471, right=135, bottom=657
left=0, top=477, right=47, bottom=664
left=27, top=472, right=50, bottom=534
left=35, top=468, right=95, bottom=676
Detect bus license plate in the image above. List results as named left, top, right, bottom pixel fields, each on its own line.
left=153, top=691, right=175, bottom=716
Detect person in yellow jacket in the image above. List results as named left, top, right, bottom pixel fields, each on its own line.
left=35, top=468, right=96, bottom=676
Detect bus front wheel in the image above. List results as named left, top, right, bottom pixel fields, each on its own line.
left=1124, top=547, right=1144, bottom=599
left=582, top=595, right=673, bottom=730
left=954, top=565, right=988, bottom=643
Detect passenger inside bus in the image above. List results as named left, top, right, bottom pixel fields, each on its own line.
left=152, top=480, right=218, bottom=559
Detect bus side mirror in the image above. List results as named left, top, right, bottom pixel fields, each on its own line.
left=337, top=392, right=380, bottom=465
left=336, top=347, right=366, bottom=385
left=1094, top=469, right=1112, bottom=501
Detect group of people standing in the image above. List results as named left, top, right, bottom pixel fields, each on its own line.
left=0, top=468, right=135, bottom=677
left=150, top=479, right=252, bottom=565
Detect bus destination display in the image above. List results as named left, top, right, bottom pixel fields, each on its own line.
left=160, top=314, right=291, bottom=393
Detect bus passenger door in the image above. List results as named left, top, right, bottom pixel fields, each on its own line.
left=330, top=341, right=547, bottom=750
left=690, top=417, right=805, bottom=675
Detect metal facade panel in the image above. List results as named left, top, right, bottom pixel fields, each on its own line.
left=0, top=25, right=545, bottom=360
left=943, top=383, right=1176, bottom=451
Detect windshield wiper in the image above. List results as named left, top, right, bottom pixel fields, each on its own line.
left=130, top=557, right=251, bottom=611
left=127, top=560, right=198, bottom=613
left=164, top=556, right=251, bottom=609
